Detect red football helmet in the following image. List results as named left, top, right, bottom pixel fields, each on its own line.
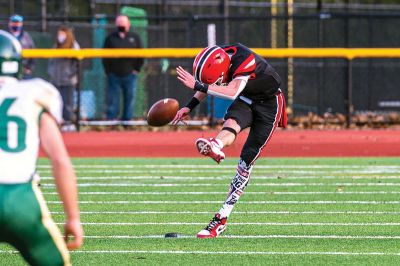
left=193, top=45, right=230, bottom=85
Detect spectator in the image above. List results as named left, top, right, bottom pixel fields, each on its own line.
left=48, top=25, right=80, bottom=131
left=102, top=14, right=143, bottom=121
left=8, top=14, right=35, bottom=78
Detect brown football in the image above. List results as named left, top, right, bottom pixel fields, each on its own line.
left=147, top=98, right=179, bottom=127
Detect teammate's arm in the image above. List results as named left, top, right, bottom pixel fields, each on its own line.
left=39, top=113, right=83, bottom=250
left=176, top=66, right=248, bottom=100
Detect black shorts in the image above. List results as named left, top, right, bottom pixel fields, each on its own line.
left=224, top=92, right=285, bottom=165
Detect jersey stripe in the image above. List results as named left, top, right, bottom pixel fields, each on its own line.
left=233, top=54, right=256, bottom=78
left=31, top=182, right=71, bottom=265
left=194, top=45, right=219, bottom=82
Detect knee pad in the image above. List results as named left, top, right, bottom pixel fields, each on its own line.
left=222, top=127, right=238, bottom=138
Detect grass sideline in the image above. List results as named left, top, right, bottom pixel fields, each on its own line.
left=1, top=157, right=400, bottom=265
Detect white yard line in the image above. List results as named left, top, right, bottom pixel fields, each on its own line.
left=56, top=222, right=400, bottom=226
left=69, top=250, right=400, bottom=256
left=12, top=234, right=390, bottom=240
left=39, top=176, right=400, bottom=181
left=36, top=164, right=400, bottom=169
left=83, top=234, right=400, bottom=239
left=2, top=249, right=400, bottom=256
left=42, top=183, right=221, bottom=187
left=70, top=250, right=400, bottom=256
left=46, top=200, right=400, bottom=204
left=40, top=182, right=400, bottom=188
left=42, top=191, right=400, bottom=195
left=40, top=176, right=236, bottom=181
left=37, top=169, right=400, bottom=174
left=49, top=211, right=400, bottom=215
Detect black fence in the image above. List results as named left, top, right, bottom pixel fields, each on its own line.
left=1, top=10, right=400, bottom=126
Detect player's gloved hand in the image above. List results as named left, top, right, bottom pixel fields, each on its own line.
left=176, top=66, right=196, bottom=90
left=64, top=219, right=84, bottom=250
left=172, top=107, right=190, bottom=125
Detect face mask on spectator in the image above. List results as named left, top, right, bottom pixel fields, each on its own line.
left=57, top=34, right=67, bottom=43
left=117, top=26, right=126, bottom=33
left=10, top=26, right=22, bottom=35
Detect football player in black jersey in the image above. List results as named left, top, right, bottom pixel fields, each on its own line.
left=172, top=43, right=287, bottom=238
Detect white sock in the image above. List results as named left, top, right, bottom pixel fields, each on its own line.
left=218, top=204, right=234, bottom=218
left=214, top=138, right=224, bottom=149
left=217, top=159, right=254, bottom=219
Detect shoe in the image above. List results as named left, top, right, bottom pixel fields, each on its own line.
left=197, top=213, right=227, bottom=238
left=195, top=138, right=225, bottom=164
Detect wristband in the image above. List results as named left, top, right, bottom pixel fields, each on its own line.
left=194, top=81, right=209, bottom=93
left=185, top=97, right=200, bottom=111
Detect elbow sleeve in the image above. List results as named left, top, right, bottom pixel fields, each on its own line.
left=208, top=78, right=248, bottom=100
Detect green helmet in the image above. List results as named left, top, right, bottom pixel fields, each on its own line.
left=0, top=30, right=22, bottom=79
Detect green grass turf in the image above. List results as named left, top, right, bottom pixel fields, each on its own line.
left=1, top=157, right=400, bottom=265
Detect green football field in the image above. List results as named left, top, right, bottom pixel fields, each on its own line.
left=1, top=157, right=400, bottom=265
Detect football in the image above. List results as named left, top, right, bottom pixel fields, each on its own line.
left=147, top=98, right=179, bottom=127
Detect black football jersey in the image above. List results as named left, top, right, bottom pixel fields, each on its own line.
left=221, top=43, right=281, bottom=101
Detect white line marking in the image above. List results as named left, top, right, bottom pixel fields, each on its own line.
left=83, top=234, right=400, bottom=240
left=38, top=168, right=400, bottom=174
left=40, top=183, right=400, bottom=188
left=36, top=164, right=400, bottom=169
left=1, top=250, right=399, bottom=256
left=39, top=176, right=400, bottom=181
left=42, top=191, right=400, bottom=195
left=70, top=250, right=400, bottom=256
left=56, top=222, right=400, bottom=226
left=49, top=211, right=400, bottom=215
left=86, top=235, right=175, bottom=239
left=46, top=200, right=400, bottom=204
left=42, top=183, right=221, bottom=188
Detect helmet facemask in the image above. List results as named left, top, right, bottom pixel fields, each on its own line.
left=0, top=30, right=23, bottom=79
left=212, top=72, right=226, bottom=86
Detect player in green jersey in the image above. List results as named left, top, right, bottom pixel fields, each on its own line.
left=0, top=30, right=83, bottom=265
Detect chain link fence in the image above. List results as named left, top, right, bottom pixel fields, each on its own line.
left=1, top=6, right=400, bottom=125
